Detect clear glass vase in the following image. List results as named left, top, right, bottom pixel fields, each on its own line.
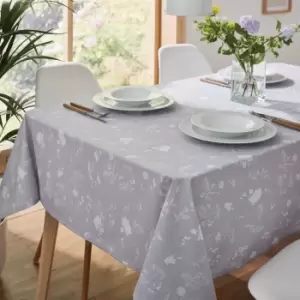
left=230, top=61, right=266, bottom=105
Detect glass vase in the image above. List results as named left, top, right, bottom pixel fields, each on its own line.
left=230, top=61, right=266, bottom=105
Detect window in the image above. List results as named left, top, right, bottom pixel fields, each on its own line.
left=0, top=0, right=179, bottom=99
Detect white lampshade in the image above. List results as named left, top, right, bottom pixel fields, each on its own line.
left=164, top=0, right=212, bottom=16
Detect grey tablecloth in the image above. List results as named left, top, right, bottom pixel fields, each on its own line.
left=1, top=63, right=300, bottom=300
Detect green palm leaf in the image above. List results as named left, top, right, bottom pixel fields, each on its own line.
left=0, top=128, right=18, bottom=143
left=0, top=0, right=72, bottom=143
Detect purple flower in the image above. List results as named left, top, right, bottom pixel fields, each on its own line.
left=280, top=25, right=295, bottom=40
left=239, top=15, right=260, bottom=34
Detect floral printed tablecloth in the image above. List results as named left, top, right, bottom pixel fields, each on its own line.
left=1, top=63, right=300, bottom=300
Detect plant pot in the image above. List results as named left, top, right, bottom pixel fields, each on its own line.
left=0, top=141, right=13, bottom=175
left=0, top=218, right=7, bottom=275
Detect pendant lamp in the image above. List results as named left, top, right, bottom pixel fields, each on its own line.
left=165, top=0, right=212, bottom=16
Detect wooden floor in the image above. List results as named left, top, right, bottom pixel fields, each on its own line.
left=0, top=205, right=298, bottom=300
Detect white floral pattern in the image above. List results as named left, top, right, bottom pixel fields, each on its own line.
left=1, top=63, right=300, bottom=300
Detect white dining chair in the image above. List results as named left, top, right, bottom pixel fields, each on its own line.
left=158, top=43, right=212, bottom=85
left=36, top=62, right=101, bottom=109
left=35, top=62, right=100, bottom=300
left=248, top=240, right=300, bottom=300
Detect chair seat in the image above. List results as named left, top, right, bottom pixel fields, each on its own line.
left=248, top=240, right=300, bottom=300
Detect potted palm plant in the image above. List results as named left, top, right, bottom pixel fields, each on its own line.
left=0, top=0, right=68, bottom=275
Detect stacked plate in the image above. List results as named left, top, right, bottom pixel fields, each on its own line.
left=218, top=67, right=287, bottom=85
left=179, top=111, right=277, bottom=144
left=93, top=86, right=174, bottom=112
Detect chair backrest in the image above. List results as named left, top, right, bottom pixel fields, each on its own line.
left=158, top=43, right=212, bottom=85
left=35, top=62, right=101, bottom=109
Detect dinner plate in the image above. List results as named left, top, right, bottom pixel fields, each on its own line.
left=217, top=67, right=288, bottom=85
left=103, top=86, right=163, bottom=107
left=179, top=118, right=277, bottom=145
left=93, top=94, right=175, bottom=112
left=190, top=111, right=265, bottom=138
left=265, top=73, right=288, bottom=85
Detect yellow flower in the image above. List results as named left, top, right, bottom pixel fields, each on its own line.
left=212, top=5, right=221, bottom=16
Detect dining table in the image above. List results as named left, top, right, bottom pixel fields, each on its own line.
left=1, top=62, right=300, bottom=300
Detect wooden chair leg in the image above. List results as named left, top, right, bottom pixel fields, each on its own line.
left=81, top=240, right=92, bottom=300
left=33, top=234, right=43, bottom=265
left=35, top=211, right=59, bottom=300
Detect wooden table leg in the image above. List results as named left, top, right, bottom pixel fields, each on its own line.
left=33, top=234, right=43, bottom=265
left=35, top=211, right=59, bottom=300
left=81, top=240, right=92, bottom=300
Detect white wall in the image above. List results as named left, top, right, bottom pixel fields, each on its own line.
left=186, top=0, right=300, bottom=71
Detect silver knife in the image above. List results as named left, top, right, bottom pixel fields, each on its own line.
left=250, top=111, right=300, bottom=131
left=250, top=111, right=273, bottom=120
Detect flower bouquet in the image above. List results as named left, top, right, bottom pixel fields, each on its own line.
left=195, top=6, right=300, bottom=104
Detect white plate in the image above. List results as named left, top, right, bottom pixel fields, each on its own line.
left=179, top=118, right=277, bottom=145
left=218, top=67, right=287, bottom=85
left=93, top=94, right=175, bottom=112
left=190, top=111, right=265, bottom=138
left=103, top=86, right=163, bottom=107
left=266, top=73, right=287, bottom=85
